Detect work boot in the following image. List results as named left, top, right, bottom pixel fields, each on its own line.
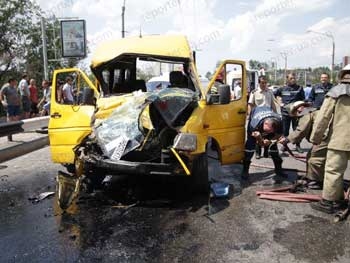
left=255, top=146, right=261, bottom=159
left=263, top=146, right=269, bottom=158
left=295, top=144, right=303, bottom=153
left=273, top=160, right=287, bottom=178
left=306, top=180, right=323, bottom=190
left=310, top=199, right=346, bottom=214
left=241, top=160, right=251, bottom=181
left=272, top=159, right=289, bottom=184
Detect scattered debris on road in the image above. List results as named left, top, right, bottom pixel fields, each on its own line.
left=28, top=191, right=55, bottom=203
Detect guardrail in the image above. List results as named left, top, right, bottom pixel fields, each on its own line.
left=0, top=116, right=49, bottom=138
left=0, top=116, right=50, bottom=163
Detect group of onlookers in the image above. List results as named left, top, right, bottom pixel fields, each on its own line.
left=0, top=74, right=51, bottom=122
left=244, top=65, right=350, bottom=214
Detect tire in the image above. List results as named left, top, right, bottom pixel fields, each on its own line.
left=191, top=153, right=209, bottom=194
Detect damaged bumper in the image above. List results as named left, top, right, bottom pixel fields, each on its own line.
left=84, top=157, right=184, bottom=176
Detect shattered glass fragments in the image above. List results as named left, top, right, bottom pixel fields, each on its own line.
left=94, top=88, right=197, bottom=159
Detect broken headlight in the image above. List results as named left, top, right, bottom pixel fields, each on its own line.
left=173, top=133, right=197, bottom=151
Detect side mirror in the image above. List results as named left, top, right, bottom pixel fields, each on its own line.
left=206, top=93, right=219, bottom=105
left=218, top=84, right=231, bottom=104
left=81, top=87, right=95, bottom=106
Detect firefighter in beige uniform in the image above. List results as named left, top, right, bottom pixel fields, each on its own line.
left=281, top=101, right=327, bottom=189
left=310, top=66, right=350, bottom=214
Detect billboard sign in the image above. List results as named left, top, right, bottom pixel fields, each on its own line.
left=60, top=20, right=86, bottom=58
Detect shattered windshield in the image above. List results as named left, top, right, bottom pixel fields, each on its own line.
left=149, top=88, right=197, bottom=128
left=94, top=88, right=197, bottom=160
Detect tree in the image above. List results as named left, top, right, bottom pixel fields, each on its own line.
left=248, top=60, right=269, bottom=71
left=205, top=71, right=212, bottom=80
left=215, top=60, right=223, bottom=68
left=136, top=68, right=154, bottom=82
left=0, top=1, right=82, bottom=85
left=0, top=1, right=85, bottom=117
left=0, top=1, right=41, bottom=82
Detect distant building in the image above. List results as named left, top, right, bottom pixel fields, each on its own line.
left=343, top=56, right=349, bottom=67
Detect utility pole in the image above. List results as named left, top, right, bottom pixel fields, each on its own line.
left=121, top=0, right=126, bottom=38
left=307, top=30, right=335, bottom=83
left=331, top=40, right=335, bottom=83
left=284, top=56, right=287, bottom=81
left=41, top=17, right=49, bottom=80
left=274, top=62, right=277, bottom=83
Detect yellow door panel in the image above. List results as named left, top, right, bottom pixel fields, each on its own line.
left=181, top=60, right=247, bottom=164
left=49, top=68, right=98, bottom=164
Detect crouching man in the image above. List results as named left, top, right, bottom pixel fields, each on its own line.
left=242, top=106, right=287, bottom=183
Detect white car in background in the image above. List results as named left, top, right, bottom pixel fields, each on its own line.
left=198, top=75, right=210, bottom=89
left=146, top=72, right=170, bottom=92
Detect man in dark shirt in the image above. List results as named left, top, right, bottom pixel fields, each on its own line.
left=242, top=106, right=287, bottom=183
left=275, top=73, right=305, bottom=153
left=308, top=72, right=332, bottom=109
left=0, top=79, right=21, bottom=121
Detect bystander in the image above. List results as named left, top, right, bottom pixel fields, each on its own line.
left=29, top=79, right=39, bottom=117
left=308, top=72, right=332, bottom=109
left=274, top=73, right=305, bottom=153
left=18, top=74, right=31, bottom=119
left=0, top=79, right=21, bottom=121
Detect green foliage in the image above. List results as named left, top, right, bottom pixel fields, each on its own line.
left=136, top=68, right=154, bottom=82
left=215, top=60, right=223, bottom=68
left=0, top=0, right=85, bottom=117
left=205, top=71, right=212, bottom=80
left=248, top=60, right=270, bottom=70
left=1, top=1, right=40, bottom=81
left=0, top=0, right=82, bottom=85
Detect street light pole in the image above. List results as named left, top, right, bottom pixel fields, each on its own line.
left=267, top=39, right=288, bottom=82
left=40, top=17, right=49, bottom=80
left=280, top=52, right=288, bottom=81
left=307, top=30, right=335, bottom=83
left=285, top=55, right=287, bottom=80
left=266, top=49, right=277, bottom=83
left=332, top=39, right=335, bottom=82
left=121, top=0, right=126, bottom=38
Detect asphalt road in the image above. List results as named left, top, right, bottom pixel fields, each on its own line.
left=1, top=142, right=350, bottom=263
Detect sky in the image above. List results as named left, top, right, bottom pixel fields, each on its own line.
left=35, top=0, right=350, bottom=75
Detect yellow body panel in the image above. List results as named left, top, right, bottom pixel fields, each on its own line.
left=181, top=61, right=247, bottom=164
left=49, top=129, right=91, bottom=163
left=91, top=35, right=192, bottom=68
left=94, top=96, right=129, bottom=119
left=49, top=68, right=99, bottom=164
left=49, top=37, right=247, bottom=167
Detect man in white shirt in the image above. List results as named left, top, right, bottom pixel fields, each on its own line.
left=248, top=76, right=277, bottom=114
left=233, top=80, right=242, bottom=100
left=18, top=74, right=31, bottom=118
left=38, top=80, right=51, bottom=116
left=62, top=76, right=74, bottom=104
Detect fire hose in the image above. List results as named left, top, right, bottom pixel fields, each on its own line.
left=256, top=184, right=322, bottom=202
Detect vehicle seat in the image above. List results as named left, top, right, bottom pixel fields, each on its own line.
left=169, top=71, right=188, bottom=89
left=114, top=80, right=147, bottom=93
left=130, top=79, right=147, bottom=92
